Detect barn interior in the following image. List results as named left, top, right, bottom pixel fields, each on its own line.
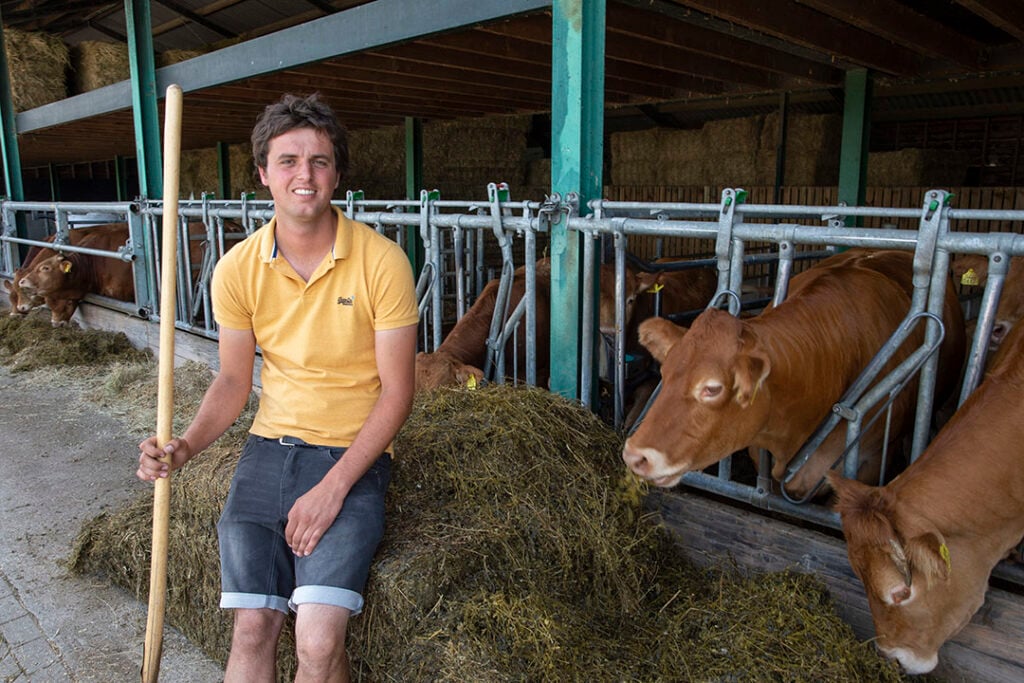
left=2, top=1, right=1024, bottom=681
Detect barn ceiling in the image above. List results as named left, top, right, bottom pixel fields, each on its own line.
left=2, top=0, right=1024, bottom=168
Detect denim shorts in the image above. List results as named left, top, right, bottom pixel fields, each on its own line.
left=217, top=434, right=391, bottom=616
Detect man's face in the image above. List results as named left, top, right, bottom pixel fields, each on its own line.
left=258, top=127, right=340, bottom=223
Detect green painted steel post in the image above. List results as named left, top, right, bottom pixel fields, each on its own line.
left=404, top=116, right=424, bottom=275
left=125, top=0, right=163, bottom=200
left=115, top=155, right=128, bottom=201
left=0, top=9, right=24, bottom=202
left=550, top=0, right=605, bottom=401
left=216, top=141, right=231, bottom=199
left=838, top=68, right=871, bottom=227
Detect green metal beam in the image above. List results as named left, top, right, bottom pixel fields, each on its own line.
left=125, top=0, right=163, bottom=199
left=550, top=0, right=605, bottom=401
left=404, top=116, right=424, bottom=275
left=216, top=141, right=230, bottom=199
left=0, top=9, right=25, bottom=201
left=838, top=69, right=872, bottom=226
left=115, top=155, right=128, bottom=201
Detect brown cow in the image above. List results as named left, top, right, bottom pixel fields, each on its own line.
left=951, top=254, right=1024, bottom=356
left=597, top=259, right=718, bottom=429
left=597, top=259, right=718, bottom=338
left=828, top=319, right=1024, bottom=675
left=415, top=258, right=551, bottom=392
left=621, top=249, right=966, bottom=498
left=16, top=223, right=133, bottom=326
left=4, top=234, right=58, bottom=316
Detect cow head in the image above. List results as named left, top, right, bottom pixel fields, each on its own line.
left=415, top=350, right=485, bottom=392
left=829, top=473, right=983, bottom=675
left=621, top=308, right=771, bottom=487
left=3, top=277, right=44, bottom=316
left=952, top=255, right=1024, bottom=355
left=18, top=254, right=72, bottom=295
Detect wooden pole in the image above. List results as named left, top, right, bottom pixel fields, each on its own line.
left=141, top=83, right=182, bottom=683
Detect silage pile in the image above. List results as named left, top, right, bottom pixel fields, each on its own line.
left=0, top=314, right=915, bottom=681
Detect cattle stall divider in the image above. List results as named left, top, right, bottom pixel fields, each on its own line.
left=0, top=201, right=153, bottom=319
left=573, top=187, right=1024, bottom=587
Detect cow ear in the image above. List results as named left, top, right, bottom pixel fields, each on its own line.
left=455, top=363, right=485, bottom=388
left=638, top=317, right=687, bottom=364
left=634, top=271, right=661, bottom=294
left=733, top=349, right=770, bottom=408
left=2, top=280, right=10, bottom=291
left=906, top=531, right=952, bottom=583
left=60, top=259, right=73, bottom=273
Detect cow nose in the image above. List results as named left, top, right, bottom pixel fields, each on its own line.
left=890, top=585, right=911, bottom=605
left=622, top=442, right=649, bottom=474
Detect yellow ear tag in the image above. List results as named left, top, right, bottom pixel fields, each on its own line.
left=465, top=374, right=477, bottom=390
left=960, top=268, right=980, bottom=286
left=61, top=261, right=73, bottom=273
left=646, top=282, right=664, bottom=294
left=939, top=543, right=952, bottom=572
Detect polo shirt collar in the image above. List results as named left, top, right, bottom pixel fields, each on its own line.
left=261, top=206, right=353, bottom=264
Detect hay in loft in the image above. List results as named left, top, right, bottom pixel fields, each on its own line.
left=70, top=40, right=129, bottom=94
left=3, top=27, right=68, bottom=111
left=157, top=48, right=206, bottom=67
left=0, top=313, right=149, bottom=372
left=66, top=370, right=914, bottom=682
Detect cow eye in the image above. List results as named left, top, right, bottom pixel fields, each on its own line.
left=700, top=382, right=724, bottom=401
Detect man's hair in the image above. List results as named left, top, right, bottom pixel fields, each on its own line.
left=251, top=92, right=349, bottom=180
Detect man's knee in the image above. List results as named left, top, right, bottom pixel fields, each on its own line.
left=295, top=604, right=350, bottom=670
left=233, top=608, right=286, bottom=650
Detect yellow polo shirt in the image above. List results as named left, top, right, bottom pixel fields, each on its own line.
left=212, top=207, right=419, bottom=448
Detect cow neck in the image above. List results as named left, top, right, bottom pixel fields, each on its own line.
left=887, top=364, right=1024, bottom=558
left=741, top=309, right=856, bottom=460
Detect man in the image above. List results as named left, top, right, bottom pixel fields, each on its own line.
left=137, top=93, right=419, bottom=682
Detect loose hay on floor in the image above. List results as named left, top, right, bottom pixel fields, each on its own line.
left=14, top=319, right=918, bottom=680
left=0, top=313, right=150, bottom=371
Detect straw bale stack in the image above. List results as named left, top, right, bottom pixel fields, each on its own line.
left=179, top=147, right=220, bottom=199
left=70, top=40, right=129, bottom=94
left=3, top=27, right=68, bottom=111
left=423, top=115, right=531, bottom=195
left=348, top=125, right=405, bottom=199
left=868, top=148, right=972, bottom=187
left=157, top=49, right=207, bottom=67
left=609, top=127, right=705, bottom=185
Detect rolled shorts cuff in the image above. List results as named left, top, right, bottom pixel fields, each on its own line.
left=289, top=585, right=364, bottom=616
left=220, top=591, right=290, bottom=614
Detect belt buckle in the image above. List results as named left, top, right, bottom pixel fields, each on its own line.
left=278, top=435, right=306, bottom=447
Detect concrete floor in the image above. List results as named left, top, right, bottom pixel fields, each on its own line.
left=0, top=364, right=224, bottom=682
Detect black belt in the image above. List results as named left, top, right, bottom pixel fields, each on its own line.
left=276, top=435, right=317, bottom=448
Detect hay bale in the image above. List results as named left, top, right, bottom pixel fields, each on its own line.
left=157, top=49, right=206, bottom=67
left=868, top=148, right=972, bottom=187
left=179, top=147, right=220, bottom=199
left=3, top=27, right=68, bottom=111
left=70, top=41, right=129, bottom=93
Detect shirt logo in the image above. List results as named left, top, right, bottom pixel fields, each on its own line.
left=337, top=295, right=355, bottom=306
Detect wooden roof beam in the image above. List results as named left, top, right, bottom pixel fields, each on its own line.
left=955, top=0, right=1024, bottom=44
left=663, top=0, right=925, bottom=75
left=797, top=0, right=984, bottom=69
